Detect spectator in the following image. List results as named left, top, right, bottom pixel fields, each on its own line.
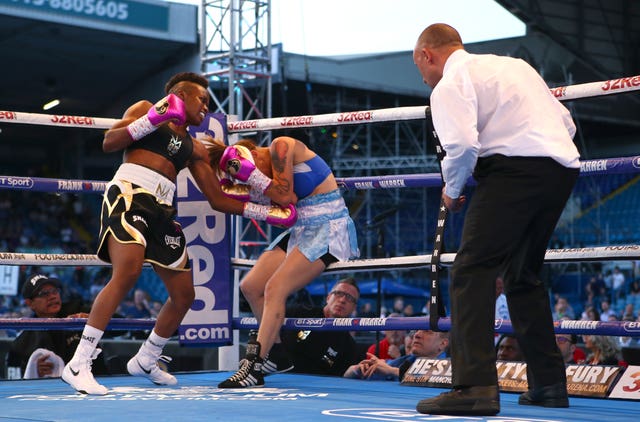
left=392, top=296, right=405, bottom=314
left=552, top=296, right=575, bottom=320
left=621, top=303, right=636, bottom=322
left=358, top=302, right=377, bottom=318
left=494, top=276, right=510, bottom=345
left=581, top=305, right=601, bottom=321
left=599, top=300, right=617, bottom=321
left=555, top=334, right=585, bottom=365
left=585, top=275, right=607, bottom=302
left=610, top=266, right=626, bottom=301
left=629, top=279, right=640, bottom=297
left=6, top=274, right=110, bottom=379
left=496, top=334, right=524, bottom=361
left=120, top=288, right=156, bottom=319
left=344, top=330, right=449, bottom=380
left=583, top=335, right=621, bottom=366
left=280, top=277, right=362, bottom=376
left=367, top=314, right=406, bottom=360
left=402, top=303, right=415, bottom=317
left=495, top=277, right=509, bottom=320
left=401, top=331, right=414, bottom=356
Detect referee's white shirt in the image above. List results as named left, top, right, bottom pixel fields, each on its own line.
left=431, top=49, right=581, bottom=199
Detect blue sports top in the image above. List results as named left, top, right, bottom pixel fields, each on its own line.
left=293, top=155, right=332, bottom=199
left=127, top=125, right=194, bottom=171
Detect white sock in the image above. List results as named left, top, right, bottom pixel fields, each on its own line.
left=74, top=325, right=104, bottom=360
left=138, top=330, right=169, bottom=362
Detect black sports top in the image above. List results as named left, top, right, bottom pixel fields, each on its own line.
left=127, top=125, right=194, bottom=171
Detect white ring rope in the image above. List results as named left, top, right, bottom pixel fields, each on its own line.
left=1, top=245, right=639, bottom=270
left=1, top=75, right=639, bottom=132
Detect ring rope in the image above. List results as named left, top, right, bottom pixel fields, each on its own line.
left=1, top=75, right=638, bottom=133
left=2, top=155, right=638, bottom=194
left=231, top=316, right=640, bottom=337
left=2, top=316, right=638, bottom=338
left=1, top=76, right=639, bottom=342
left=2, top=245, right=639, bottom=268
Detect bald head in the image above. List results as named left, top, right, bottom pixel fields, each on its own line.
left=416, top=23, right=463, bottom=49
left=413, top=23, right=464, bottom=88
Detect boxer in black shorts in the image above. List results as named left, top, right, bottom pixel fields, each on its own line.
left=62, top=72, right=295, bottom=396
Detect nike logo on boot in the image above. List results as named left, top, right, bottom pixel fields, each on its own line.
left=69, top=367, right=80, bottom=376
left=137, top=360, right=152, bottom=374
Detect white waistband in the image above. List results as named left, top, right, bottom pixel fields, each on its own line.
left=296, top=197, right=346, bottom=219
left=113, top=163, right=176, bottom=205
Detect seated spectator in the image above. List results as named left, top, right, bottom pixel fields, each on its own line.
left=280, top=277, right=362, bottom=376
left=494, top=277, right=510, bottom=345
left=552, top=296, right=575, bottom=320
left=582, top=334, right=621, bottom=366
left=621, top=303, right=636, bottom=322
left=358, top=302, right=377, bottom=318
left=581, top=305, right=601, bottom=321
left=400, top=331, right=413, bottom=356
left=495, top=276, right=509, bottom=321
left=343, top=330, right=449, bottom=380
left=367, top=315, right=406, bottom=360
left=599, top=300, right=617, bottom=321
left=120, top=288, right=156, bottom=319
left=496, top=334, right=524, bottom=361
left=402, top=303, right=415, bottom=317
left=555, top=334, right=586, bottom=364
left=585, top=275, right=607, bottom=302
left=392, top=296, right=405, bottom=314
left=6, top=274, right=110, bottom=379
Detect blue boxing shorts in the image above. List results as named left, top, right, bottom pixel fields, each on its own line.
left=266, top=189, right=359, bottom=263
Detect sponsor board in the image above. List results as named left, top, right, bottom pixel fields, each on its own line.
left=177, top=113, right=232, bottom=346
left=402, top=358, right=623, bottom=398
left=609, top=365, right=640, bottom=400
left=566, top=364, right=623, bottom=397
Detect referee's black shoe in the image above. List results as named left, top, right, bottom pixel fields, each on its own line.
left=518, top=382, right=569, bottom=407
left=416, top=385, right=500, bottom=416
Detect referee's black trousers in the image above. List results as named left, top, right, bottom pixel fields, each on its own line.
left=448, top=154, right=579, bottom=388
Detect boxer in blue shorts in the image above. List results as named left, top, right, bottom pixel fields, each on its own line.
left=209, top=136, right=360, bottom=388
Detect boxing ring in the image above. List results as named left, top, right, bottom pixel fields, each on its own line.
left=1, top=75, right=640, bottom=421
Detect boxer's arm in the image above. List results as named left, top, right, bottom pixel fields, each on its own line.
left=266, top=137, right=298, bottom=207
left=189, top=139, right=248, bottom=215
left=127, top=94, right=185, bottom=141
left=243, top=202, right=297, bottom=228
left=103, top=100, right=151, bottom=153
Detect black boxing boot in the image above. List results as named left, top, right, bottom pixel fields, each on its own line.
left=218, top=339, right=264, bottom=388
left=262, top=342, right=294, bottom=375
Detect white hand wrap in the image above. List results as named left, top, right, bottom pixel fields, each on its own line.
left=243, top=202, right=269, bottom=220
left=247, top=169, right=272, bottom=194
left=249, top=187, right=271, bottom=204
left=127, top=115, right=155, bottom=141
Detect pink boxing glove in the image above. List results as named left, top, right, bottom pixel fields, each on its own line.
left=219, top=145, right=272, bottom=193
left=242, top=202, right=297, bottom=228
left=127, top=94, right=186, bottom=141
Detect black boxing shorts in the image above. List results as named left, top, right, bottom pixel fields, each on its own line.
left=96, top=175, right=189, bottom=271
